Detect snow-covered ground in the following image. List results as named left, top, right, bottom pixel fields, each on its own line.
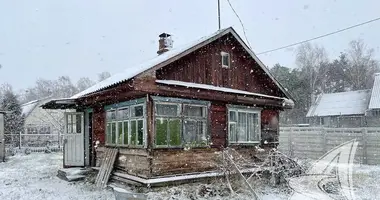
left=0, top=153, right=379, bottom=200
left=0, top=153, right=114, bottom=200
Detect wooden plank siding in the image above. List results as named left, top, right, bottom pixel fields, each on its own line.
left=210, top=103, right=227, bottom=149
left=93, top=106, right=106, bottom=145
left=96, top=147, right=151, bottom=178
left=155, top=34, right=285, bottom=98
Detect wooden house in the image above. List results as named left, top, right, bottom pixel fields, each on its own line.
left=307, top=73, right=380, bottom=127
left=42, top=27, right=294, bottom=184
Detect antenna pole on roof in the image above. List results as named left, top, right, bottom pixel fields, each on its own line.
left=218, top=0, right=221, bottom=30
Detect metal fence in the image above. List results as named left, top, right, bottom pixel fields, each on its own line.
left=278, top=127, right=380, bottom=165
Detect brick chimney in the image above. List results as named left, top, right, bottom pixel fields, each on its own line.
left=157, top=33, right=173, bottom=55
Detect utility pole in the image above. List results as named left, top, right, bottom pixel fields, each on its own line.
left=218, top=0, right=221, bottom=30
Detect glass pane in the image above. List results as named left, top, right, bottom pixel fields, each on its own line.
left=222, top=54, right=229, bottom=66
left=106, top=123, right=112, bottom=144
left=183, top=120, right=197, bottom=143
left=169, top=119, right=181, bottom=146
left=123, top=121, right=129, bottom=145
left=67, top=114, right=72, bottom=124
left=155, top=118, right=168, bottom=146
left=111, top=123, right=116, bottom=144
left=132, top=106, right=144, bottom=117
left=229, top=123, right=236, bottom=142
left=131, top=120, right=137, bottom=145
left=118, top=108, right=129, bottom=120
left=229, top=111, right=237, bottom=122
left=156, top=104, right=178, bottom=116
left=237, top=112, right=247, bottom=142
left=117, top=122, right=123, bottom=145
left=137, top=120, right=144, bottom=145
left=76, top=114, right=82, bottom=133
left=183, top=105, right=205, bottom=117
left=66, top=122, right=71, bottom=133
left=107, top=110, right=116, bottom=120
left=247, top=113, right=258, bottom=141
left=196, top=121, right=207, bottom=143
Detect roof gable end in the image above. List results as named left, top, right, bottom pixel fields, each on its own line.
left=71, top=27, right=293, bottom=101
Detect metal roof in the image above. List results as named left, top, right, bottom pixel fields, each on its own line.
left=69, top=27, right=294, bottom=102
left=368, top=73, right=380, bottom=109
left=306, top=89, right=371, bottom=117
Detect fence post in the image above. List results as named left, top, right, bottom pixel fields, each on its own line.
left=362, top=128, right=368, bottom=165
left=289, top=127, right=293, bottom=157
left=322, top=127, right=327, bottom=155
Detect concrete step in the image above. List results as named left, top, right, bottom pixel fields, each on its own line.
left=57, top=168, right=93, bottom=182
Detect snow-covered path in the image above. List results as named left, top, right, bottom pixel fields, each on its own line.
left=0, top=153, right=114, bottom=200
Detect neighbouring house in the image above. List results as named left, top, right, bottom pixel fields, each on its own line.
left=307, top=73, right=380, bottom=127
left=42, top=27, right=294, bottom=184
left=21, top=97, right=66, bottom=148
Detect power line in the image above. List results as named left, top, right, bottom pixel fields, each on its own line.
left=257, top=17, right=380, bottom=55
left=226, top=0, right=252, bottom=49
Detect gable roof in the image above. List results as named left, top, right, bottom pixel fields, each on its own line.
left=368, top=73, right=380, bottom=109
left=21, top=100, right=40, bottom=117
left=22, top=97, right=53, bottom=117
left=71, top=27, right=293, bottom=101
left=306, top=89, right=371, bottom=117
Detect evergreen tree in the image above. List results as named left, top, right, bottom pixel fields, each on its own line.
left=1, top=90, right=24, bottom=147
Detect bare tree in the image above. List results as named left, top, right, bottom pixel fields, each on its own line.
left=77, top=77, right=95, bottom=92
left=345, top=39, right=379, bottom=90
left=296, top=43, right=329, bottom=108
left=98, top=71, right=111, bottom=82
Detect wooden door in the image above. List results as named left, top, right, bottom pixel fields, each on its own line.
left=64, top=112, right=84, bottom=166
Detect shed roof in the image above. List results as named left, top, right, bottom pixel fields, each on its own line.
left=368, top=73, right=380, bottom=109
left=306, top=89, right=371, bottom=117
left=70, top=27, right=293, bottom=101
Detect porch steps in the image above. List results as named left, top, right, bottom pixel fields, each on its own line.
left=57, top=168, right=92, bottom=182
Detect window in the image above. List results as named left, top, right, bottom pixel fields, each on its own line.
left=155, top=102, right=208, bottom=147
left=105, top=104, right=145, bottom=147
left=66, top=114, right=82, bottom=134
left=39, top=126, right=51, bottom=134
left=221, top=51, right=230, bottom=68
left=26, top=127, right=38, bottom=134
left=228, top=107, right=260, bottom=144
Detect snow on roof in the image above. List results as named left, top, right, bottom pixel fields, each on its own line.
left=306, top=90, right=371, bottom=117
left=69, top=27, right=293, bottom=101
left=70, top=28, right=230, bottom=99
left=156, top=80, right=291, bottom=101
left=368, top=74, right=380, bottom=109
left=21, top=100, right=39, bottom=117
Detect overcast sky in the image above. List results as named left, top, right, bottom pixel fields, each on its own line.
left=1, top=0, right=379, bottom=91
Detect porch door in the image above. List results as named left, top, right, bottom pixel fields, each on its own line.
left=64, top=112, right=85, bottom=166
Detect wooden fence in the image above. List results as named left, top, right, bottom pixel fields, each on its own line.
left=278, top=127, right=380, bottom=165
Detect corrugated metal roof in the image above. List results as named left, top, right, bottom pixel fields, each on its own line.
left=70, top=28, right=230, bottom=99
left=306, top=89, right=371, bottom=117
left=69, top=27, right=294, bottom=102
left=368, top=73, right=380, bottom=109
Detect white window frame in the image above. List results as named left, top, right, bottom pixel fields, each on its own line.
left=221, top=51, right=230, bottom=68
left=228, top=106, right=261, bottom=144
